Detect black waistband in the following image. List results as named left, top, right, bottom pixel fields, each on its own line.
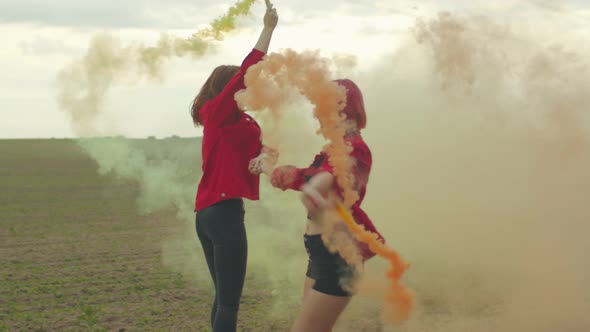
left=303, top=234, right=324, bottom=246
left=210, top=198, right=243, bottom=208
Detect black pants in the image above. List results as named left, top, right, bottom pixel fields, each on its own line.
left=196, top=198, right=247, bottom=332
left=304, top=234, right=355, bottom=297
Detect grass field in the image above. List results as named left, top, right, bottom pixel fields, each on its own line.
left=0, top=138, right=292, bottom=331
left=3, top=137, right=589, bottom=332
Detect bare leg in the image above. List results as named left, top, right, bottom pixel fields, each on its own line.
left=302, top=277, right=315, bottom=302
left=290, top=288, right=351, bottom=332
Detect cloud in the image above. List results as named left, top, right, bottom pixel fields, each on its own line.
left=0, top=0, right=420, bottom=29
left=19, top=36, right=78, bottom=56
left=0, top=0, right=226, bottom=28
left=4, top=0, right=587, bottom=139
left=2, top=0, right=589, bottom=30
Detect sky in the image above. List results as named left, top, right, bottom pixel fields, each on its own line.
left=0, top=0, right=589, bottom=138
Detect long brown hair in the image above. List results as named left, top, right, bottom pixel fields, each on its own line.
left=191, top=65, right=240, bottom=126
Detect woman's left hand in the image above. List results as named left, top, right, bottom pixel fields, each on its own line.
left=263, top=0, right=278, bottom=30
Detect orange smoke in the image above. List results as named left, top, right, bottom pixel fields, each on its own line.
left=335, top=203, right=413, bottom=323
left=236, top=49, right=358, bottom=206
left=237, top=49, right=414, bottom=322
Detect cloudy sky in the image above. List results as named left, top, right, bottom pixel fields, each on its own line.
left=1, top=0, right=588, bottom=138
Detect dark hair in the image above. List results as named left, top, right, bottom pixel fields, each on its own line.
left=190, top=65, right=240, bottom=126
left=334, top=79, right=367, bottom=129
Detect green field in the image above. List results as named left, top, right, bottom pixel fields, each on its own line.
left=3, top=138, right=589, bottom=332
left=0, top=139, right=293, bottom=331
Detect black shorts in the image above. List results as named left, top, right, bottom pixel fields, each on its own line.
left=304, top=234, right=356, bottom=297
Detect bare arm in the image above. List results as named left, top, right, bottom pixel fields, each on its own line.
left=303, top=172, right=334, bottom=196
left=301, top=172, right=335, bottom=213
left=254, top=0, right=278, bottom=53
left=254, top=27, right=275, bottom=54
left=202, top=1, right=278, bottom=128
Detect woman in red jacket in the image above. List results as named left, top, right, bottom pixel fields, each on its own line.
left=190, top=1, right=278, bottom=331
left=269, top=79, right=383, bottom=332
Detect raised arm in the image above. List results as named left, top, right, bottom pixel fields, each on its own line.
left=255, top=0, right=278, bottom=53
left=201, top=1, right=278, bottom=128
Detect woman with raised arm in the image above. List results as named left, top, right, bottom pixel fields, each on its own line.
left=190, top=1, right=278, bottom=331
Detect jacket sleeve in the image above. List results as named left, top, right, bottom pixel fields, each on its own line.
left=199, top=49, right=265, bottom=128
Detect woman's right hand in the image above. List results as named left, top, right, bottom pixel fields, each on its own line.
left=264, top=0, right=278, bottom=29
left=271, top=165, right=298, bottom=190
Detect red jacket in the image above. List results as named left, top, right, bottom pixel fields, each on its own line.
left=195, top=49, right=265, bottom=211
left=284, top=134, right=384, bottom=259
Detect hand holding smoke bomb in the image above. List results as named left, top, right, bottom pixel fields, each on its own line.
left=254, top=0, right=278, bottom=53
left=264, top=0, right=278, bottom=29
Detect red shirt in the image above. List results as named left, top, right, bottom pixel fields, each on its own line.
left=195, top=49, right=265, bottom=211
left=286, top=134, right=384, bottom=259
